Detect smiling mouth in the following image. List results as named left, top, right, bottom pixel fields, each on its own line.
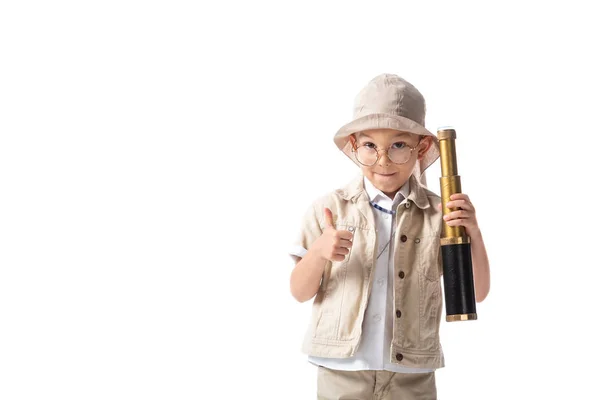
left=376, top=172, right=396, bottom=176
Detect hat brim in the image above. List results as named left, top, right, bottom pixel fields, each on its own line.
left=333, top=113, right=440, bottom=180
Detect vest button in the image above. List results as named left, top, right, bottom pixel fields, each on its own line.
left=400, top=235, right=407, bottom=242
left=396, top=353, right=403, bottom=361
left=396, top=310, right=401, bottom=318
left=398, top=271, right=405, bottom=279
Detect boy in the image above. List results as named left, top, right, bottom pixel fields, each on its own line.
left=289, top=74, right=490, bottom=399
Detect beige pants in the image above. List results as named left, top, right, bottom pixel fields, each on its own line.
left=317, top=365, right=437, bottom=400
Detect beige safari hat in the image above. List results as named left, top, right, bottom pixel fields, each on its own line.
left=333, top=73, right=440, bottom=186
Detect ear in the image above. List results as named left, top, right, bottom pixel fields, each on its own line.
left=417, top=136, right=433, bottom=160
left=349, top=133, right=357, bottom=150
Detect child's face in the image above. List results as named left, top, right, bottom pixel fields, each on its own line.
left=349, top=129, right=433, bottom=199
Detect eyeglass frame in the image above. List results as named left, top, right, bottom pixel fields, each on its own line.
left=350, top=135, right=425, bottom=166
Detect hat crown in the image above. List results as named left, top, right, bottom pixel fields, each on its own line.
left=354, top=74, right=426, bottom=126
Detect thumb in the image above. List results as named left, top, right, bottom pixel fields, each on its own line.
left=324, top=207, right=335, bottom=229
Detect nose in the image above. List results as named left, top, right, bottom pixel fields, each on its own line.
left=377, top=150, right=391, bottom=167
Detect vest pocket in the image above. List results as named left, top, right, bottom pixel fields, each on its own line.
left=417, top=234, right=441, bottom=282
left=419, top=279, right=442, bottom=350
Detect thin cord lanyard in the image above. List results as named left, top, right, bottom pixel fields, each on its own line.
left=370, top=200, right=396, bottom=260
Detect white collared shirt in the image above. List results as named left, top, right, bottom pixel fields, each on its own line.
left=292, top=176, right=434, bottom=373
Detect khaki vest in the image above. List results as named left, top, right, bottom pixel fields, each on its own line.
left=294, top=172, right=445, bottom=369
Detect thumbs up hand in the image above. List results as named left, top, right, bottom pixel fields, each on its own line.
left=313, top=207, right=354, bottom=263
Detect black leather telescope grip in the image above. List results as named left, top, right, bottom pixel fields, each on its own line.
left=441, top=243, right=476, bottom=316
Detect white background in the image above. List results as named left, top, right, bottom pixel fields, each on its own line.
left=1, top=1, right=599, bottom=399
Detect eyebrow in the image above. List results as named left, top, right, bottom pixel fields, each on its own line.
left=358, top=132, right=411, bottom=139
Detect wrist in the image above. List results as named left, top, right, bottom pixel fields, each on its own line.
left=469, top=227, right=482, bottom=239
left=307, top=244, right=328, bottom=264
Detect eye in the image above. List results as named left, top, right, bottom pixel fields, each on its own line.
left=391, top=142, right=407, bottom=149
left=363, top=142, right=376, bottom=149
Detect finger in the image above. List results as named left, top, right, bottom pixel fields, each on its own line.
left=324, top=207, right=334, bottom=228
left=336, top=230, right=354, bottom=241
left=446, top=199, right=473, bottom=211
left=334, top=247, right=350, bottom=256
left=445, top=219, right=477, bottom=234
left=444, top=218, right=470, bottom=227
left=444, top=218, right=462, bottom=226
left=437, top=203, right=442, bottom=210
left=331, top=254, right=346, bottom=262
left=328, top=247, right=349, bottom=260
left=443, top=210, right=470, bottom=220
left=336, top=238, right=353, bottom=250
left=450, top=193, right=471, bottom=202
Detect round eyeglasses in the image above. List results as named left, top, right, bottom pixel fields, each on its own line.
left=351, top=137, right=423, bottom=167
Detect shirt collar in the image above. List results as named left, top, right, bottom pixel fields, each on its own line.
left=339, top=171, right=431, bottom=210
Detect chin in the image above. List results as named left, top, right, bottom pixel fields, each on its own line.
left=375, top=173, right=408, bottom=188
left=374, top=179, right=400, bottom=190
